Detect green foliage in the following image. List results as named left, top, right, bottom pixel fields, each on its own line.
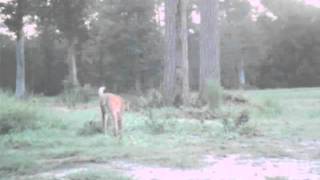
left=238, top=123, right=260, bottom=137
left=144, top=108, right=178, bottom=134
left=259, top=98, right=282, bottom=118
left=0, top=93, right=39, bottom=134
left=257, top=0, right=320, bottom=88
left=134, top=89, right=164, bottom=110
left=1, top=88, right=320, bottom=179
left=78, top=120, right=103, bottom=136
left=205, top=80, right=223, bottom=112
left=0, top=91, right=64, bottom=135
left=0, top=154, right=38, bottom=176
left=59, top=83, right=94, bottom=107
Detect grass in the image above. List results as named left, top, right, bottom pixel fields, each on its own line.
left=67, top=170, right=131, bottom=180
left=1, top=88, right=320, bottom=179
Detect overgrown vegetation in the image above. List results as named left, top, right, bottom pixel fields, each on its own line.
left=204, top=80, right=223, bottom=112
left=58, top=83, right=95, bottom=107
left=0, top=92, right=39, bottom=134
left=144, top=108, right=178, bottom=134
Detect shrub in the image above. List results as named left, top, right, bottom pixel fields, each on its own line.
left=0, top=94, right=40, bottom=134
left=59, top=83, right=94, bottom=107
left=144, top=108, right=177, bottom=134
left=134, top=89, right=164, bottom=111
left=204, top=80, right=223, bottom=112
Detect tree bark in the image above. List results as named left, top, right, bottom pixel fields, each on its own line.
left=135, top=72, right=142, bottom=94
left=67, top=39, right=80, bottom=87
left=199, top=0, right=220, bottom=97
left=15, top=29, right=26, bottom=98
left=239, top=57, right=246, bottom=89
left=163, top=0, right=178, bottom=105
left=180, top=0, right=189, bottom=104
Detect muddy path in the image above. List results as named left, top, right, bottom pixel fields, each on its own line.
left=28, top=154, right=320, bottom=180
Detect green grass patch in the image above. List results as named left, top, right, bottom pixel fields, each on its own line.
left=67, top=170, right=131, bottom=180
left=1, top=88, right=320, bottom=179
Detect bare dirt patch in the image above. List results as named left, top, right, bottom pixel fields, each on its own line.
left=29, top=154, right=320, bottom=180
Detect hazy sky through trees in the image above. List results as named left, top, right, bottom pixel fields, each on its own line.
left=0, top=0, right=320, bottom=37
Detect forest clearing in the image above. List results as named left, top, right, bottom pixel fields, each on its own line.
left=1, top=88, right=320, bottom=180
left=1, top=0, right=320, bottom=179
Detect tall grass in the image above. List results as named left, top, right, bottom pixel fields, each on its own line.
left=0, top=91, right=62, bottom=134
left=0, top=93, right=40, bottom=134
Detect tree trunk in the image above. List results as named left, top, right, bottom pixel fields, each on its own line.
left=67, top=39, right=80, bottom=87
left=135, top=72, right=142, bottom=94
left=180, top=0, right=189, bottom=104
left=163, top=0, right=178, bottom=105
left=199, top=0, right=220, bottom=97
left=15, top=29, right=26, bottom=98
left=98, top=44, right=104, bottom=85
left=239, top=57, right=246, bottom=89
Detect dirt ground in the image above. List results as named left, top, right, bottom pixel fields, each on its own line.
left=31, top=154, right=320, bottom=180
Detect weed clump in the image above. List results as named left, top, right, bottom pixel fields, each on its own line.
left=59, top=82, right=94, bottom=107
left=204, top=80, right=223, bottom=112
left=78, top=120, right=103, bottom=136
left=144, top=108, right=177, bottom=134
left=260, top=98, right=283, bottom=117
left=0, top=93, right=39, bottom=134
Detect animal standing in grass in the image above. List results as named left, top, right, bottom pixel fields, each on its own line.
left=98, top=86, right=125, bottom=137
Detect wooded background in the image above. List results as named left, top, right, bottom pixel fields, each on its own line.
left=0, top=0, right=320, bottom=98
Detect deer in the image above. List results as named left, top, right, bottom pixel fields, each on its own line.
left=98, top=86, right=125, bottom=137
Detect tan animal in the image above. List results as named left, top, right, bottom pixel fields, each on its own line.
left=99, top=86, right=125, bottom=137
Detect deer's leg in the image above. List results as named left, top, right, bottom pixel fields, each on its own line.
left=101, top=108, right=106, bottom=134
left=117, top=112, right=122, bottom=137
left=112, top=112, right=119, bottom=137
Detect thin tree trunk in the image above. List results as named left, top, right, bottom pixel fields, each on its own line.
left=67, top=39, right=80, bottom=87
left=135, top=72, right=142, bottom=94
left=199, top=0, right=220, bottom=98
left=163, top=0, right=178, bottom=105
left=239, top=57, right=246, bottom=89
left=98, top=44, right=104, bottom=85
left=15, top=29, right=26, bottom=98
left=0, top=40, right=2, bottom=87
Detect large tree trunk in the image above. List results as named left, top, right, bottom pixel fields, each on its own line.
left=199, top=0, right=220, bottom=97
left=66, top=39, right=80, bottom=87
left=15, top=29, right=26, bottom=98
left=179, top=0, right=189, bottom=104
left=163, top=0, right=178, bottom=105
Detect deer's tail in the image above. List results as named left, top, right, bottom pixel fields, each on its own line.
left=98, top=86, right=106, bottom=97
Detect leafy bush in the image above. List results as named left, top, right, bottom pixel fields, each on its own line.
left=144, top=108, right=178, bottom=134
left=0, top=91, right=63, bottom=135
left=204, top=80, right=223, bottom=111
left=132, top=89, right=164, bottom=111
left=59, top=83, right=94, bottom=107
left=0, top=94, right=40, bottom=134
